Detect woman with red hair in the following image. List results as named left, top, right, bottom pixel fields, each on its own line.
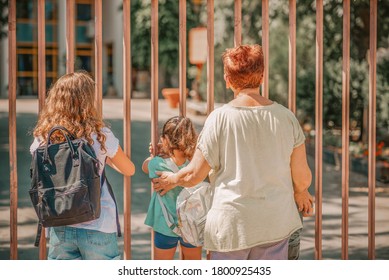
left=153, top=44, right=313, bottom=260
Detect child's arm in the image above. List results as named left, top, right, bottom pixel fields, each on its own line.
left=142, top=142, right=167, bottom=174
left=142, top=142, right=155, bottom=174
left=142, top=156, right=152, bottom=174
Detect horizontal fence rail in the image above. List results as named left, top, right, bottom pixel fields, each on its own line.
left=6, top=0, right=380, bottom=260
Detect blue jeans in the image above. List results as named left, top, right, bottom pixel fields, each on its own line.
left=48, top=226, right=120, bottom=260
left=288, top=228, right=302, bottom=260
left=288, top=211, right=304, bottom=260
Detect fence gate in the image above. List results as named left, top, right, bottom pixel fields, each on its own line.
left=6, top=0, right=380, bottom=260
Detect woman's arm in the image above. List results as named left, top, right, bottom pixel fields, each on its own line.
left=152, top=149, right=211, bottom=195
left=291, top=143, right=312, bottom=192
left=290, top=143, right=314, bottom=216
left=107, top=146, right=135, bottom=177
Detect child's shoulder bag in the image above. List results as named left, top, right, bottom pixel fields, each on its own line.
left=157, top=158, right=213, bottom=247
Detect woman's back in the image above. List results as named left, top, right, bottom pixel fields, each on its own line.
left=198, top=102, right=304, bottom=251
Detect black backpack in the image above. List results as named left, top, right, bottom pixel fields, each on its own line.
left=29, top=126, right=121, bottom=247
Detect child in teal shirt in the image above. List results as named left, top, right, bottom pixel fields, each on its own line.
left=143, top=116, right=202, bottom=260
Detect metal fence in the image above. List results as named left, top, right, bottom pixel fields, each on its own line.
left=7, top=0, right=379, bottom=260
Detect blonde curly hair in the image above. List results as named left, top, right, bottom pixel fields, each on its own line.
left=161, top=116, right=197, bottom=160
left=33, top=71, right=107, bottom=151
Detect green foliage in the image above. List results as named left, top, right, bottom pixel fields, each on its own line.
left=130, top=0, right=202, bottom=87
left=207, top=0, right=388, bottom=140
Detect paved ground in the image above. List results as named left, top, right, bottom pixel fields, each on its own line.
left=0, top=98, right=388, bottom=260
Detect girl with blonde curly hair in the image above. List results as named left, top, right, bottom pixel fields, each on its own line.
left=142, top=116, right=202, bottom=260
left=30, top=71, right=135, bottom=260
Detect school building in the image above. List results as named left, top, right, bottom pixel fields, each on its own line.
left=0, top=0, right=126, bottom=98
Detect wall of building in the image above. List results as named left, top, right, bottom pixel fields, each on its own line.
left=57, top=0, right=66, bottom=77
left=0, top=32, right=8, bottom=97
left=102, top=0, right=123, bottom=97
left=0, top=0, right=126, bottom=98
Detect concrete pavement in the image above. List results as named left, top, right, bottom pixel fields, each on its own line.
left=0, top=98, right=388, bottom=260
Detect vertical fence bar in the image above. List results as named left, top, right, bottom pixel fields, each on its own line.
left=38, top=0, right=46, bottom=111
left=8, top=0, right=17, bottom=260
left=207, top=0, right=214, bottom=115
left=95, top=0, right=103, bottom=116
left=368, top=0, right=377, bottom=260
left=66, top=0, right=75, bottom=73
left=37, top=0, right=47, bottom=260
left=261, top=0, right=269, bottom=98
left=288, top=0, right=296, bottom=114
left=234, top=0, right=242, bottom=46
left=206, top=0, right=215, bottom=259
left=122, top=0, right=132, bottom=260
left=179, top=0, right=187, bottom=117
left=151, top=0, right=159, bottom=153
left=315, top=0, right=323, bottom=260
left=151, top=0, right=159, bottom=260
left=341, top=0, right=350, bottom=260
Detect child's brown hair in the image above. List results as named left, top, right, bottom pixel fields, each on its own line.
left=161, top=116, right=197, bottom=160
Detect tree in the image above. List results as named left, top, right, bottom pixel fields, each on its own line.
left=130, top=0, right=203, bottom=88
left=211, top=0, right=388, bottom=137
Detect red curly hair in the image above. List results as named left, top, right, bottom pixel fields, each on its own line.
left=222, top=44, right=264, bottom=90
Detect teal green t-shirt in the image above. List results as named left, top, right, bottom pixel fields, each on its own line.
left=144, top=156, right=188, bottom=237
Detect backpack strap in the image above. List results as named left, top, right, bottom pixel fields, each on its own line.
left=164, top=158, right=180, bottom=173
left=34, top=222, right=43, bottom=247
left=155, top=158, right=181, bottom=236
left=101, top=168, right=122, bottom=237
left=156, top=194, right=181, bottom=236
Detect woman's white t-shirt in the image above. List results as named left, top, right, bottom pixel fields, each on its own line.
left=29, top=127, right=120, bottom=233
left=197, top=102, right=305, bottom=252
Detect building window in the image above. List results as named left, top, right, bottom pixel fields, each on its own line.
left=16, top=0, right=58, bottom=96
left=75, top=0, right=94, bottom=74
left=106, top=42, right=113, bottom=80
left=105, top=42, right=116, bottom=96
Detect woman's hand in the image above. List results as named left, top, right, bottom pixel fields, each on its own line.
left=152, top=171, right=176, bottom=195
left=294, top=189, right=314, bottom=217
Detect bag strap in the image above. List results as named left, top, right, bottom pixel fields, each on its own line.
left=164, top=158, right=180, bottom=173
left=47, top=126, right=76, bottom=141
left=43, top=126, right=79, bottom=167
left=34, top=222, right=43, bottom=247
left=155, top=158, right=181, bottom=236
left=101, top=168, right=122, bottom=237
left=156, top=194, right=181, bottom=235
